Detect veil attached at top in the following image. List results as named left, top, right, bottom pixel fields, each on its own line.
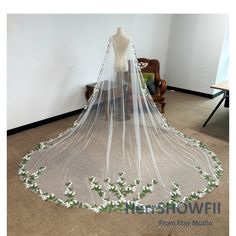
left=19, top=35, right=223, bottom=213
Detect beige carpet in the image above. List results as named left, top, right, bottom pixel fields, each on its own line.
left=7, top=90, right=229, bottom=236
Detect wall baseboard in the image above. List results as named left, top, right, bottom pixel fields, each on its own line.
left=7, top=108, right=84, bottom=136
left=167, top=86, right=224, bottom=99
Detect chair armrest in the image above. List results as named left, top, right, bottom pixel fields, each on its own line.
left=159, top=80, right=167, bottom=96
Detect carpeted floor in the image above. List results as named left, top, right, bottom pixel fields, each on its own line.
left=7, top=90, right=229, bottom=236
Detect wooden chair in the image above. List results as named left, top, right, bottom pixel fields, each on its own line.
left=137, top=58, right=167, bottom=113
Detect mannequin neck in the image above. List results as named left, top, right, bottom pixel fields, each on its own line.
left=116, top=27, right=125, bottom=37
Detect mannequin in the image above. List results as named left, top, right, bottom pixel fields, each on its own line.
left=112, top=27, right=130, bottom=72
left=111, top=28, right=131, bottom=120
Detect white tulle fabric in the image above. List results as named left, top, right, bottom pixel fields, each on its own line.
left=21, top=37, right=221, bottom=209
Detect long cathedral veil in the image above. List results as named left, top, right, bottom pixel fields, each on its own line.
left=19, top=35, right=223, bottom=213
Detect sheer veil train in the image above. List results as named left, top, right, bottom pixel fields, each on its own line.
left=19, top=28, right=223, bottom=213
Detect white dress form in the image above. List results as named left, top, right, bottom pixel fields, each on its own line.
left=112, top=27, right=130, bottom=72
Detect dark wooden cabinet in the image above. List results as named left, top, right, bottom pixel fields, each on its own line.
left=85, top=82, right=97, bottom=101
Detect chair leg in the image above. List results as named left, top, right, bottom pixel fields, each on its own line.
left=160, top=101, right=165, bottom=113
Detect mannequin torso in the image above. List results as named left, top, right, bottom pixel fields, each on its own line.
left=112, top=27, right=130, bottom=72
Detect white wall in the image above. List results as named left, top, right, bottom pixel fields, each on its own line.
left=163, top=14, right=228, bottom=95
left=215, top=26, right=229, bottom=83
left=7, top=14, right=172, bottom=130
